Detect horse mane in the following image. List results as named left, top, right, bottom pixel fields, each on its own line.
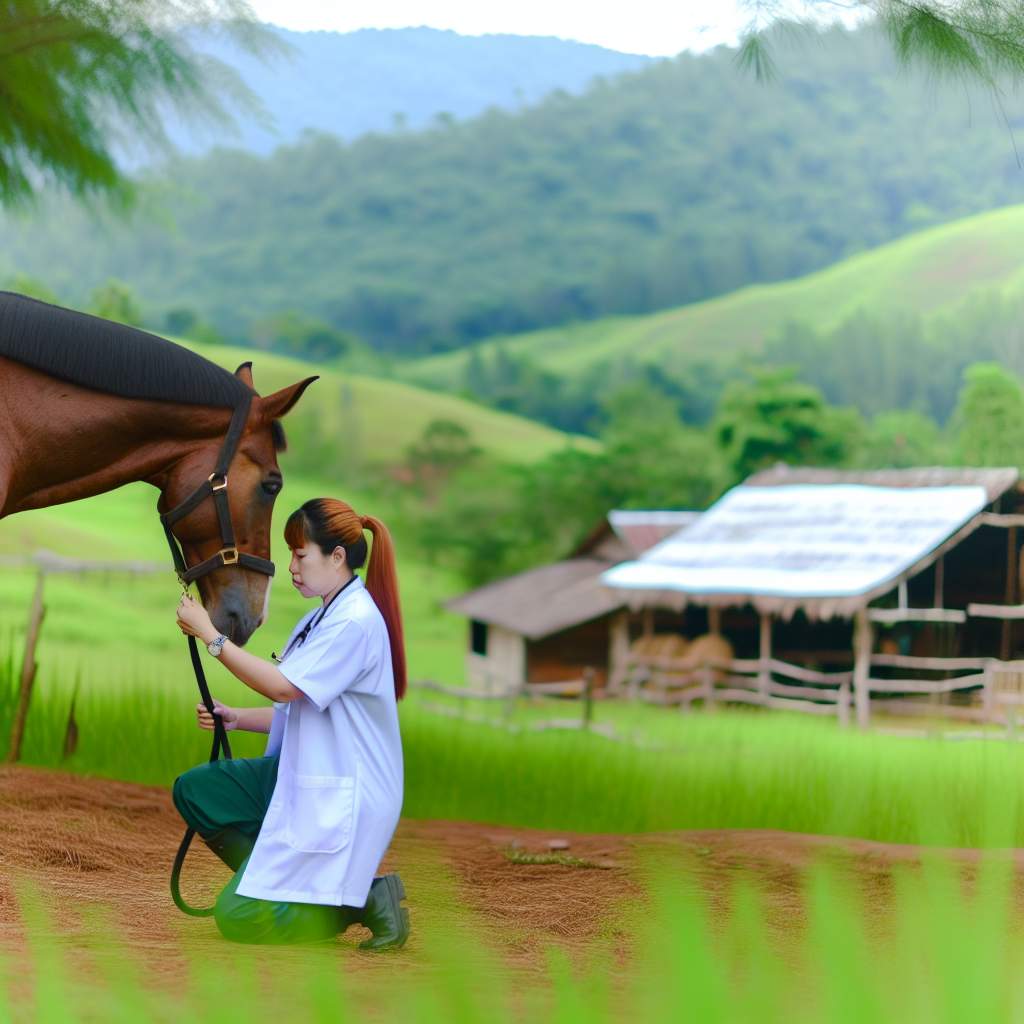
left=0, top=291, right=252, bottom=409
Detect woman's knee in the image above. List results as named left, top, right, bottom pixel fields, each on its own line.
left=172, top=762, right=218, bottom=831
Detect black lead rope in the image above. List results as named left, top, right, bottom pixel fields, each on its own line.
left=163, top=394, right=274, bottom=918
left=170, top=634, right=232, bottom=917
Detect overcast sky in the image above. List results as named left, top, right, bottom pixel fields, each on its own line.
left=246, top=1, right=866, bottom=57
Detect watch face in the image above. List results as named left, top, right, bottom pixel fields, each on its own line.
left=207, top=639, right=222, bottom=655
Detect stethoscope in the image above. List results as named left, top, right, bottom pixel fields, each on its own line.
left=271, top=574, right=358, bottom=664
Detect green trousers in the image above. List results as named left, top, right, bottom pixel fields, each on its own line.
left=172, top=755, right=350, bottom=944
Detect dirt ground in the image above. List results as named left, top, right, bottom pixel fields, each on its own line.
left=3, top=763, right=1024, bottom=1008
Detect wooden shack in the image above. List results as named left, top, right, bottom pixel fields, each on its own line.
left=447, top=510, right=697, bottom=692
left=602, top=466, right=1024, bottom=726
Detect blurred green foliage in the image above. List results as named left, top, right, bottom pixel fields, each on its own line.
left=7, top=23, right=1024, bottom=352
left=0, top=1, right=276, bottom=205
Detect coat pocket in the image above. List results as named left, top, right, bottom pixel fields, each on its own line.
left=285, top=774, right=356, bottom=854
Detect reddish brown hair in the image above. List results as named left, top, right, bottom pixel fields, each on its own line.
left=284, top=498, right=407, bottom=699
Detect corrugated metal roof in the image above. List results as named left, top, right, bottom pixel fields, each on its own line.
left=745, top=465, right=1018, bottom=502
left=608, top=509, right=699, bottom=557
left=446, top=558, right=623, bottom=639
left=602, top=470, right=1018, bottom=619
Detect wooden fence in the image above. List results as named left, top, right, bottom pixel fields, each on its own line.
left=609, top=648, right=1024, bottom=729
left=2, top=551, right=165, bottom=763
left=612, top=653, right=854, bottom=724
left=413, top=669, right=606, bottom=735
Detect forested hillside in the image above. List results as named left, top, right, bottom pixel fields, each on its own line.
left=408, top=204, right=1024, bottom=428
left=169, top=26, right=652, bottom=155
left=5, top=22, right=1024, bottom=355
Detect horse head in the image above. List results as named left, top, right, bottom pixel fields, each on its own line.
left=159, top=363, right=317, bottom=646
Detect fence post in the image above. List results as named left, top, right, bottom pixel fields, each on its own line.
left=581, top=668, right=594, bottom=730
left=837, top=680, right=850, bottom=728
left=5, top=571, right=47, bottom=764
left=853, top=608, right=873, bottom=729
left=758, top=613, right=772, bottom=702
left=982, top=661, right=995, bottom=723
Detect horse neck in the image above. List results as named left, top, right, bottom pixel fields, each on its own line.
left=2, top=363, right=234, bottom=514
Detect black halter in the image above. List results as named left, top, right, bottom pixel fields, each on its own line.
left=159, top=394, right=276, bottom=585
left=165, top=393, right=276, bottom=917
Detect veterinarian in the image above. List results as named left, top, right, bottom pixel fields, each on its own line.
left=171, top=498, right=409, bottom=948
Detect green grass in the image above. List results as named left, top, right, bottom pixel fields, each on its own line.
left=7, top=627, right=1024, bottom=850
left=173, top=336, right=596, bottom=469
left=407, top=203, right=1024, bottom=383
left=4, top=838, right=1024, bottom=1022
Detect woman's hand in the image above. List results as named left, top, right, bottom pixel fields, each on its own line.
left=176, top=593, right=215, bottom=642
left=196, top=698, right=238, bottom=732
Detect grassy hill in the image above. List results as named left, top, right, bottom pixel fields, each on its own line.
left=176, top=338, right=594, bottom=470
left=407, top=204, right=1024, bottom=385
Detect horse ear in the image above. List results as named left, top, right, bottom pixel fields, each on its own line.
left=235, top=362, right=254, bottom=388
left=260, top=376, right=319, bottom=420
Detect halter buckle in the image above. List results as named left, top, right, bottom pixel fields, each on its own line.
left=208, top=473, right=228, bottom=491
left=219, top=547, right=240, bottom=566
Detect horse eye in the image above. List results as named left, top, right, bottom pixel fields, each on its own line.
left=262, top=479, right=282, bottom=496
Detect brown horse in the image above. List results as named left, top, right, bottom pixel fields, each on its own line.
left=0, top=292, right=317, bottom=645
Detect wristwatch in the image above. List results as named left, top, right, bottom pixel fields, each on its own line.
left=206, top=634, right=228, bottom=658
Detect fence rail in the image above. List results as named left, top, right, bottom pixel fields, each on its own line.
left=413, top=668, right=598, bottom=733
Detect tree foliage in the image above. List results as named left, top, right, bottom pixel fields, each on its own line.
left=7, top=22, right=1024, bottom=351
left=0, top=0, right=275, bottom=205
left=713, top=368, right=861, bottom=484
left=741, top=2, right=1024, bottom=84
left=951, top=362, right=1024, bottom=468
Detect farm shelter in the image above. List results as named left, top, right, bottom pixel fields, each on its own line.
left=601, top=466, right=1024, bottom=727
left=446, top=510, right=697, bottom=693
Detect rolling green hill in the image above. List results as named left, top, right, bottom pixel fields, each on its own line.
left=406, top=203, right=1024, bottom=387
left=176, top=338, right=594, bottom=470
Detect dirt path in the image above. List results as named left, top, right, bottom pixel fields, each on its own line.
left=3, top=763, right=1023, bottom=1005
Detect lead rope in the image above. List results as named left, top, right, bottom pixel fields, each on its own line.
left=170, top=625, right=232, bottom=916
left=165, top=398, right=253, bottom=917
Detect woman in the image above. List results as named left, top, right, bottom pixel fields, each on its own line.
left=171, top=498, right=409, bottom=948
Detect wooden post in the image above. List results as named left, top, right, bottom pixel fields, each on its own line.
left=6, top=572, right=47, bottom=764
left=1002, top=527, right=1018, bottom=661
left=982, top=662, right=995, bottom=723
left=758, top=613, right=772, bottom=701
left=581, top=667, right=594, bottom=730
left=837, top=681, right=850, bottom=728
left=852, top=608, right=873, bottom=729
left=934, top=555, right=945, bottom=609
left=607, top=612, right=630, bottom=695
left=708, top=606, right=722, bottom=635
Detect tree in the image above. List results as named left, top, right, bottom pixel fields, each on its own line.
left=404, top=419, right=482, bottom=498
left=951, top=362, right=1024, bottom=468
left=5, top=273, right=58, bottom=304
left=250, top=310, right=354, bottom=361
left=0, top=1, right=277, bottom=205
left=713, top=368, right=861, bottom=483
left=89, top=278, right=142, bottom=325
left=858, top=410, right=944, bottom=468
left=741, top=3, right=1024, bottom=83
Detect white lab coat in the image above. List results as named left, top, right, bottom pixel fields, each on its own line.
left=235, top=575, right=403, bottom=907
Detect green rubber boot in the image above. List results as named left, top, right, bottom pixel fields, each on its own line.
left=355, top=874, right=410, bottom=951
left=201, top=827, right=255, bottom=872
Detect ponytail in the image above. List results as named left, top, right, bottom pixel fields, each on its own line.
left=358, top=514, right=406, bottom=699
left=284, top=499, right=407, bottom=699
